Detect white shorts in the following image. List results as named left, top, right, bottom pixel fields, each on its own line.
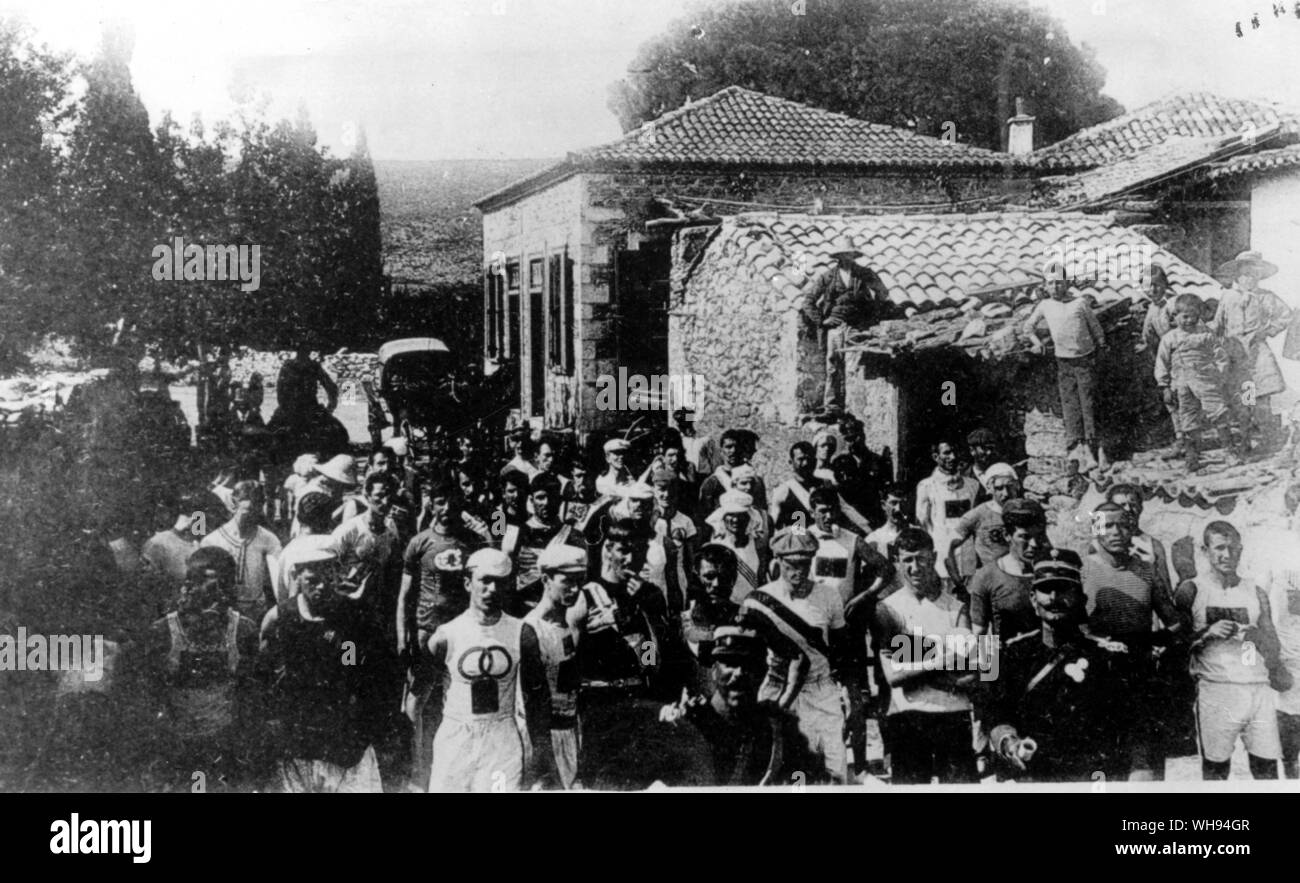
left=428, top=716, right=525, bottom=793
left=1196, top=680, right=1281, bottom=763
left=793, top=678, right=848, bottom=784
left=279, top=745, right=382, bottom=793
left=552, top=727, right=579, bottom=789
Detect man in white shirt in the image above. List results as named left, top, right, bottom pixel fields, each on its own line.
left=1022, top=272, right=1107, bottom=468
left=200, top=480, right=282, bottom=622
left=739, top=527, right=854, bottom=783
left=874, top=527, right=978, bottom=784
left=595, top=437, right=633, bottom=497
left=914, top=438, right=980, bottom=585
left=1174, top=521, right=1283, bottom=780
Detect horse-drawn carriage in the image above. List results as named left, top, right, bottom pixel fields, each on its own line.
left=366, top=337, right=514, bottom=461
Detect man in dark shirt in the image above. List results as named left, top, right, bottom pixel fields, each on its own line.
left=396, top=478, right=484, bottom=785
left=800, top=238, right=893, bottom=420
left=261, top=546, right=385, bottom=792
left=272, top=347, right=338, bottom=426
left=1082, top=502, right=1185, bottom=780
left=576, top=518, right=699, bottom=789
left=660, top=626, right=819, bottom=786
left=979, top=549, right=1129, bottom=783
left=968, top=499, right=1049, bottom=640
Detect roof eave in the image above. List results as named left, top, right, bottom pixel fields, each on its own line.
left=473, top=160, right=580, bottom=213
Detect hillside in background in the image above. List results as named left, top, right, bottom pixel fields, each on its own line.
left=375, top=158, right=555, bottom=287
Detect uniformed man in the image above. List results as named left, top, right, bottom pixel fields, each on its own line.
left=979, top=549, right=1129, bottom=783
left=659, top=626, right=820, bottom=786
left=523, top=544, right=587, bottom=789
left=739, top=527, right=854, bottom=784
left=425, top=548, right=554, bottom=792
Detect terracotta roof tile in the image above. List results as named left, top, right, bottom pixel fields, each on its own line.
left=1207, top=143, right=1300, bottom=179
left=1032, top=92, right=1299, bottom=169
left=687, top=211, right=1222, bottom=359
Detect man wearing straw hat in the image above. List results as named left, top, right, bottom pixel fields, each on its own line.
left=800, top=236, right=893, bottom=421
left=1211, top=251, right=1294, bottom=455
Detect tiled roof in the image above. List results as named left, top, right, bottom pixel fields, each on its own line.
left=477, top=87, right=1024, bottom=210
left=1037, top=136, right=1227, bottom=207
left=687, top=211, right=1222, bottom=359
left=1032, top=92, right=1299, bottom=169
left=1207, top=143, right=1300, bottom=179
left=578, top=86, right=1020, bottom=169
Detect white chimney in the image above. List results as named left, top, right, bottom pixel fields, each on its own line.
left=1007, top=97, right=1035, bottom=156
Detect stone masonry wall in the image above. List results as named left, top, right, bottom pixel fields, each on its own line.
left=586, top=169, right=1030, bottom=222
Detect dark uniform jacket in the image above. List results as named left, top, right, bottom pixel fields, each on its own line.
left=977, top=629, right=1129, bottom=782
left=686, top=697, right=820, bottom=786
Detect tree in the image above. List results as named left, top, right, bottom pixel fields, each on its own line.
left=60, top=20, right=169, bottom=361
left=0, top=20, right=73, bottom=368
left=607, top=0, right=1123, bottom=151
left=322, top=126, right=384, bottom=349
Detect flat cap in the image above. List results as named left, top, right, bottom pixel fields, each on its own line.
left=770, top=527, right=820, bottom=557
left=603, top=438, right=631, bottom=453
left=718, top=490, right=754, bottom=515
left=466, top=548, right=513, bottom=578
left=537, top=544, right=587, bottom=574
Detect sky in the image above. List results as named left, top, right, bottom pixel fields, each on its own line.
left=3, top=0, right=1300, bottom=160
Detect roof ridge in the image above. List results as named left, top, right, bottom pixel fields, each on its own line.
left=1035, top=90, right=1294, bottom=162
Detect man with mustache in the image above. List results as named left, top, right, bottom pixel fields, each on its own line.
left=659, top=626, right=818, bottom=786
left=979, top=549, right=1128, bottom=782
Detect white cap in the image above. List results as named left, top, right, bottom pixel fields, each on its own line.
left=537, top=545, right=587, bottom=574
left=603, top=438, right=631, bottom=453
left=284, top=536, right=340, bottom=572
left=383, top=437, right=409, bottom=457
left=730, top=464, right=757, bottom=482
left=619, top=481, right=655, bottom=501
left=719, top=490, right=754, bottom=515
left=982, top=462, right=1019, bottom=485
left=466, top=548, right=513, bottom=578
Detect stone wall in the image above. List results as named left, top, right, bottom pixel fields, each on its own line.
left=230, top=349, right=378, bottom=393
left=670, top=227, right=804, bottom=484
left=585, top=168, right=1031, bottom=223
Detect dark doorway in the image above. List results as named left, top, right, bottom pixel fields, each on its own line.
left=614, top=244, right=672, bottom=407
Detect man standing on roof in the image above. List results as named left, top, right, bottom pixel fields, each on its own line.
left=1211, top=251, right=1294, bottom=455
left=1023, top=266, right=1106, bottom=470
left=800, top=236, right=893, bottom=422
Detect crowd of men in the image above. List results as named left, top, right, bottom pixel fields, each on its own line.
left=72, top=386, right=1298, bottom=793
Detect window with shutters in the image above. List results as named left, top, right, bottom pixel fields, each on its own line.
left=547, top=249, right=575, bottom=375
left=505, top=261, right=520, bottom=361
left=485, top=268, right=504, bottom=359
